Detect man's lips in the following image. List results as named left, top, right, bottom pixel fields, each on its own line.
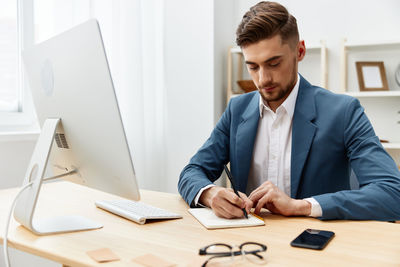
left=261, top=86, right=276, bottom=92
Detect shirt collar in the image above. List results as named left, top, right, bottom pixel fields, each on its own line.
left=258, top=73, right=300, bottom=120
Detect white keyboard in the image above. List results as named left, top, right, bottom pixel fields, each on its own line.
left=95, top=199, right=182, bottom=225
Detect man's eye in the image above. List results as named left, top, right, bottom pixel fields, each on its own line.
left=249, top=65, right=259, bottom=70
left=270, top=62, right=280, bottom=67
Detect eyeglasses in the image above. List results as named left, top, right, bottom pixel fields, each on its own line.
left=199, top=241, right=267, bottom=266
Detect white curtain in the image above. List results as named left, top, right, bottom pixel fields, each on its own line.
left=34, top=0, right=167, bottom=191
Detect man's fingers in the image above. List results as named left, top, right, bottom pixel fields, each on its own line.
left=214, top=205, right=235, bottom=219
left=221, top=199, right=246, bottom=218
left=213, top=199, right=245, bottom=218
left=249, top=182, right=274, bottom=202
left=249, top=182, right=268, bottom=199
left=210, top=197, right=235, bottom=219
left=238, top=191, right=254, bottom=213
left=222, top=190, right=245, bottom=208
left=245, top=201, right=253, bottom=214
left=209, top=188, right=247, bottom=218
left=254, top=192, right=272, bottom=214
left=248, top=187, right=260, bottom=200
left=249, top=187, right=269, bottom=203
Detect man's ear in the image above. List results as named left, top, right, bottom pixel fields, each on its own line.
left=297, top=40, right=306, bottom=61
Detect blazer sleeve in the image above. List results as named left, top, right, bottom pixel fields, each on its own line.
left=178, top=99, right=232, bottom=206
left=313, top=98, right=400, bottom=220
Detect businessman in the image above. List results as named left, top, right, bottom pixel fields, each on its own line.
left=178, top=1, right=400, bottom=220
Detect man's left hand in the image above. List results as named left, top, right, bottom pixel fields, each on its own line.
left=248, top=181, right=311, bottom=216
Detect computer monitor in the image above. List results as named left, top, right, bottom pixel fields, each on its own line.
left=14, top=19, right=140, bottom=235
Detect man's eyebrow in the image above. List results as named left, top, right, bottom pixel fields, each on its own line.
left=245, top=55, right=283, bottom=65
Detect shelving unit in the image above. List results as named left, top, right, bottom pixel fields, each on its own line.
left=343, top=39, right=400, bottom=49
left=226, top=40, right=328, bottom=104
left=340, top=39, right=400, bottom=161
left=340, top=38, right=400, bottom=93
left=344, top=91, right=400, bottom=98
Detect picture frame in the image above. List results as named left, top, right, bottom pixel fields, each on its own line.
left=355, top=61, right=389, bottom=91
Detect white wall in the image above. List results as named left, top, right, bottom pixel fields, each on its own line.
left=161, top=0, right=241, bottom=193
left=0, top=136, right=36, bottom=189
left=213, top=0, right=237, bottom=122
left=163, top=0, right=216, bottom=193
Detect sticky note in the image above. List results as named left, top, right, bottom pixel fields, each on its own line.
left=132, top=253, right=175, bottom=267
left=86, top=248, right=120, bottom=263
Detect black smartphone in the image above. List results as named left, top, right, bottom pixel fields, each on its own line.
left=290, top=229, right=335, bottom=250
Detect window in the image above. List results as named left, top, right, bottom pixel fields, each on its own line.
left=0, top=0, right=19, bottom=112
left=0, top=0, right=37, bottom=132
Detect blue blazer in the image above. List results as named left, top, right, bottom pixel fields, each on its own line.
left=178, top=76, right=400, bottom=220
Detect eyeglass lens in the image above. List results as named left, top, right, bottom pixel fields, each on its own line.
left=241, top=243, right=267, bottom=265
left=201, top=242, right=267, bottom=266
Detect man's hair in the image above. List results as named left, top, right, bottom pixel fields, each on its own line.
left=236, top=1, right=299, bottom=48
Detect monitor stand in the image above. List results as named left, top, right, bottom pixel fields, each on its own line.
left=13, top=118, right=103, bottom=235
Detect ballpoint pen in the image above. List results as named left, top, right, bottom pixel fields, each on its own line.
left=223, top=165, right=248, bottom=219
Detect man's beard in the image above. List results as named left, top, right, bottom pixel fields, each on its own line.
left=260, top=61, right=297, bottom=104
left=260, top=75, right=296, bottom=103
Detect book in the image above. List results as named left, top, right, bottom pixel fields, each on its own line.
left=188, top=208, right=265, bottom=229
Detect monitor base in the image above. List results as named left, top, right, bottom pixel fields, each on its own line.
left=31, top=216, right=103, bottom=235
left=13, top=118, right=103, bottom=235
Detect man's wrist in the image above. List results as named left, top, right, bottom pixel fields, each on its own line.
left=293, top=199, right=311, bottom=216
left=303, top=197, right=322, bottom=217
left=194, top=184, right=215, bottom=207
left=199, top=186, right=218, bottom=207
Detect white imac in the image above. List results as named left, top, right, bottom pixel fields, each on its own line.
left=14, top=19, right=140, bottom=235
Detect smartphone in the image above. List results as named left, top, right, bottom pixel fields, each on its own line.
left=290, top=229, right=335, bottom=250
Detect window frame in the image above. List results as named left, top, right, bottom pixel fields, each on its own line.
left=0, top=0, right=38, bottom=133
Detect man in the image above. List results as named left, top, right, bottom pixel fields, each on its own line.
left=178, top=1, right=400, bottom=220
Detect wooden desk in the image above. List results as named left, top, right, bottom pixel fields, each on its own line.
left=1, top=181, right=400, bottom=266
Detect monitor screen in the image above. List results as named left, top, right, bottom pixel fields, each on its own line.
left=22, top=19, right=140, bottom=201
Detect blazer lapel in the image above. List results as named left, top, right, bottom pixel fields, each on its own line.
left=235, top=93, right=260, bottom=192
left=291, top=76, right=317, bottom=198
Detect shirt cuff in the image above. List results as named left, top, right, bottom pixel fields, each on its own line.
left=304, top=197, right=322, bottom=217
left=194, top=184, right=216, bottom=207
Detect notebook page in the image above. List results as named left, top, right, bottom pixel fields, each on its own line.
left=189, top=208, right=265, bottom=229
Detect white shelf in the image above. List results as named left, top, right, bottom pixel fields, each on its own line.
left=345, top=91, right=400, bottom=97
left=345, top=39, right=400, bottom=50
left=383, top=143, right=400, bottom=150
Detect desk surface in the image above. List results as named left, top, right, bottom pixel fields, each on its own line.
left=0, top=181, right=400, bottom=267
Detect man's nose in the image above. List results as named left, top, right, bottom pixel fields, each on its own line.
left=258, top=68, right=272, bottom=87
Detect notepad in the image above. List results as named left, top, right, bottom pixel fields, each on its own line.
left=188, top=208, right=265, bottom=229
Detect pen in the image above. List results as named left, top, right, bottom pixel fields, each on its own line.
left=223, top=165, right=248, bottom=219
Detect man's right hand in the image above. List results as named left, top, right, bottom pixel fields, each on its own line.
left=199, top=186, right=253, bottom=219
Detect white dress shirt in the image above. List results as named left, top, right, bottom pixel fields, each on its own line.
left=195, top=74, right=322, bottom=217
left=246, top=78, right=298, bottom=196
left=247, top=74, right=321, bottom=217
